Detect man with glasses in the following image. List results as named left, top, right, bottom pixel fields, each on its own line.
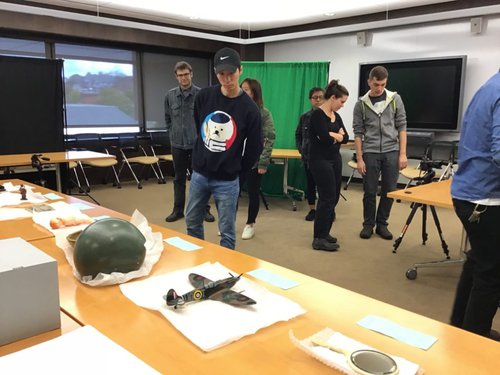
left=295, top=87, right=325, bottom=221
left=165, top=61, right=215, bottom=223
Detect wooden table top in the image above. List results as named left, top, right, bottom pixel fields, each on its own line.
left=272, top=143, right=355, bottom=160
left=0, top=180, right=127, bottom=241
left=0, top=151, right=115, bottom=168
left=271, top=148, right=301, bottom=159
left=388, top=179, right=453, bottom=209
left=26, top=194, right=499, bottom=375
left=31, top=231, right=500, bottom=374
left=4, top=179, right=499, bottom=374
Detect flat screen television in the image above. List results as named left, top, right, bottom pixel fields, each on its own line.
left=358, top=56, right=466, bottom=132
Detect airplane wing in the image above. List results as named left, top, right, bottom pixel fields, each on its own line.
left=189, top=273, right=213, bottom=289
left=209, top=289, right=256, bottom=306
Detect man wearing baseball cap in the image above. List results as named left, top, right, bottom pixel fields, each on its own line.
left=185, top=47, right=263, bottom=250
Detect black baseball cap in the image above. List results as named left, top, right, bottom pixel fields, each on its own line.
left=214, top=47, right=241, bottom=74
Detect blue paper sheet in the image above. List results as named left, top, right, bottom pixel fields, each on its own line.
left=165, top=236, right=202, bottom=251
left=247, top=268, right=299, bottom=290
left=70, top=202, right=93, bottom=211
left=358, top=315, right=438, bottom=350
left=44, top=193, right=63, bottom=200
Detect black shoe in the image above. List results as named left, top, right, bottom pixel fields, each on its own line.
left=326, top=234, right=338, bottom=243
left=305, top=209, right=316, bottom=221
left=376, top=226, right=393, bottom=240
left=312, top=238, right=339, bottom=252
left=360, top=226, right=373, bottom=239
left=166, top=211, right=184, bottom=222
left=204, top=206, right=215, bottom=222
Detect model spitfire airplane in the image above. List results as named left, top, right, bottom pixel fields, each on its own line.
left=164, top=273, right=257, bottom=309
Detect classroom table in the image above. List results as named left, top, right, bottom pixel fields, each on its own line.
left=270, top=149, right=303, bottom=210
left=0, top=179, right=122, bottom=241
left=0, top=151, right=116, bottom=192
left=388, top=179, right=465, bottom=279
left=4, top=180, right=500, bottom=374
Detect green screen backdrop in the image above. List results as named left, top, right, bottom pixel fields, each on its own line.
left=240, top=61, right=329, bottom=196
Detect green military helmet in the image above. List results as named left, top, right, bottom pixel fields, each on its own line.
left=74, top=218, right=146, bottom=279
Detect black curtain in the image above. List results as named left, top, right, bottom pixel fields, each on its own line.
left=0, top=56, right=65, bottom=154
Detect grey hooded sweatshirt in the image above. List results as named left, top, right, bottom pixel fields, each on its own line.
left=352, top=89, right=407, bottom=153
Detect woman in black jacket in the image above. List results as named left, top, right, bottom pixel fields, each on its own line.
left=308, top=80, right=349, bottom=251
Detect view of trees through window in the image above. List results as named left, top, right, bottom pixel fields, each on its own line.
left=0, top=37, right=209, bottom=134
left=63, top=59, right=138, bottom=127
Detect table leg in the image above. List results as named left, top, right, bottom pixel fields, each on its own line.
left=55, top=164, right=62, bottom=192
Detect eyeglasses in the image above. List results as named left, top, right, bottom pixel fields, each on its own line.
left=311, top=95, right=324, bottom=100
left=176, top=73, right=191, bottom=78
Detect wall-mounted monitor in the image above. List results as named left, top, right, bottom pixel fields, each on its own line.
left=358, top=56, right=466, bottom=132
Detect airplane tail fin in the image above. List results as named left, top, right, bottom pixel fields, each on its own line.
left=165, top=289, right=179, bottom=307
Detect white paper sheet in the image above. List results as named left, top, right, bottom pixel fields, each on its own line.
left=0, top=207, right=33, bottom=221
left=120, top=262, right=306, bottom=352
left=0, top=189, right=46, bottom=207
left=31, top=201, right=93, bottom=232
left=0, top=325, right=159, bottom=374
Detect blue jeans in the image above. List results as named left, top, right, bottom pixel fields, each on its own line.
left=186, top=171, right=239, bottom=250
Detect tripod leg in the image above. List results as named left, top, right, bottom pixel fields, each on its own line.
left=260, top=189, right=269, bottom=210
left=430, top=205, right=450, bottom=259
left=393, top=202, right=421, bottom=253
left=422, top=204, right=428, bottom=244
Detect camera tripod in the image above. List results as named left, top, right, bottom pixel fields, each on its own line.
left=392, top=169, right=452, bottom=279
left=31, top=154, right=48, bottom=187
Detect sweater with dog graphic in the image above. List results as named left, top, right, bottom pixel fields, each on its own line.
left=192, top=85, right=263, bottom=181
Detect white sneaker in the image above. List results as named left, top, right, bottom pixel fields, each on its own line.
left=241, top=225, right=255, bottom=240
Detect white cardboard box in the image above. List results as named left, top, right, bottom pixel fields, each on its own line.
left=0, top=237, right=60, bottom=346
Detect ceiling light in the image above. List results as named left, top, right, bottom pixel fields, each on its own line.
left=324, top=12, right=336, bottom=17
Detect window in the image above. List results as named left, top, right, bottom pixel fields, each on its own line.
left=55, top=43, right=140, bottom=134
left=0, top=37, right=45, bottom=57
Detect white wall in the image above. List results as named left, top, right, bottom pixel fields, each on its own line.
left=264, top=15, right=500, bottom=139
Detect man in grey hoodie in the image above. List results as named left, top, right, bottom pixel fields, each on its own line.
left=353, top=66, right=408, bottom=240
